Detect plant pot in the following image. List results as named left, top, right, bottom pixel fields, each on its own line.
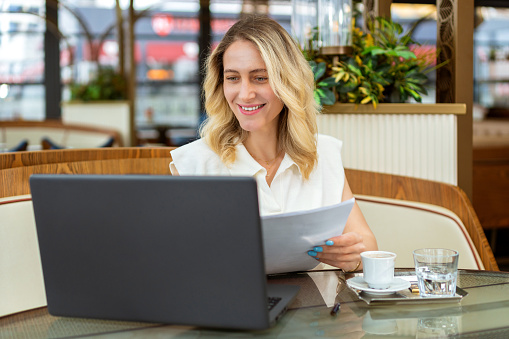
left=61, top=101, right=131, bottom=146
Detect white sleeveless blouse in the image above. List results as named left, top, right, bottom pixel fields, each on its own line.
left=170, top=134, right=345, bottom=216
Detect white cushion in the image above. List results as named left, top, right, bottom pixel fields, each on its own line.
left=0, top=195, right=46, bottom=317
left=356, top=195, right=483, bottom=270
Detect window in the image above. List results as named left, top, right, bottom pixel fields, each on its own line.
left=0, top=0, right=45, bottom=120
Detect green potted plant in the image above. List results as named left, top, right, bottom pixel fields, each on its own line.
left=69, top=67, right=127, bottom=101
left=305, top=16, right=448, bottom=108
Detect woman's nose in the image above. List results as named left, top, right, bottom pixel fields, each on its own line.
left=238, top=80, right=256, bottom=101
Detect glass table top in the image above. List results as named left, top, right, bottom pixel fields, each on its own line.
left=2, top=269, right=509, bottom=338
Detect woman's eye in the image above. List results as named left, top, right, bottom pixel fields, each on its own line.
left=225, top=76, right=239, bottom=81
left=255, top=77, right=268, bottom=82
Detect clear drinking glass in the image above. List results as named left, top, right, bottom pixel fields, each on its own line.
left=413, top=248, right=459, bottom=298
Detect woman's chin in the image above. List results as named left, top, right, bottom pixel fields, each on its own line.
left=239, top=122, right=261, bottom=133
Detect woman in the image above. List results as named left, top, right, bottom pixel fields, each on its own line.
left=170, top=15, right=377, bottom=271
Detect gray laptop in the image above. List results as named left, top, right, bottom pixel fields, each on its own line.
left=30, top=174, right=299, bottom=330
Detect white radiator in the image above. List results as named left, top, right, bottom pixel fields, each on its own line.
left=317, top=113, right=458, bottom=185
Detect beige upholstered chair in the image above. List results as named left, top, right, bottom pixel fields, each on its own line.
left=345, top=169, right=497, bottom=271
left=357, top=196, right=484, bottom=269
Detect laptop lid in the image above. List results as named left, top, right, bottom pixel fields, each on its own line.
left=30, top=174, right=298, bottom=330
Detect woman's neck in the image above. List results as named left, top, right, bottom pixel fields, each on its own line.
left=243, top=131, right=279, bottom=161
left=244, top=132, right=283, bottom=186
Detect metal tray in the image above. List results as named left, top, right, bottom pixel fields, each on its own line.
left=346, top=272, right=468, bottom=305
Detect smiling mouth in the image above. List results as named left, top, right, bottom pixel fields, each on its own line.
left=240, top=104, right=265, bottom=111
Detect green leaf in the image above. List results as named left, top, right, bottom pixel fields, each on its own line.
left=394, top=45, right=410, bottom=52
left=314, top=62, right=326, bottom=81
left=336, top=81, right=358, bottom=93
left=319, top=77, right=338, bottom=87
left=409, top=73, right=428, bottom=82
left=313, top=90, right=321, bottom=105
left=395, top=51, right=416, bottom=59
left=370, top=48, right=388, bottom=56
left=407, top=88, right=422, bottom=102
left=362, top=46, right=383, bottom=55
left=406, top=82, right=421, bottom=91
left=346, top=63, right=362, bottom=76
left=321, top=88, right=336, bottom=105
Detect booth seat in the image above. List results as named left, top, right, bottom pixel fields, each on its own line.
left=0, top=120, right=123, bottom=150
left=0, top=195, right=46, bottom=318
left=1, top=187, right=489, bottom=318
left=0, top=148, right=497, bottom=318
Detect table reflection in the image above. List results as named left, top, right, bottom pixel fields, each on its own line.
left=2, top=269, right=509, bottom=338
left=416, top=315, right=460, bottom=338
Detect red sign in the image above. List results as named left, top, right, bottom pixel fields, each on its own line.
left=151, top=14, right=236, bottom=36
left=151, top=14, right=174, bottom=36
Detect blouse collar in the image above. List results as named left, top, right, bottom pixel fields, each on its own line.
left=228, top=143, right=301, bottom=177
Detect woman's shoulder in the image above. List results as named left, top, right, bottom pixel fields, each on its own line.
left=316, top=134, right=343, bottom=153
left=170, top=139, right=226, bottom=175
left=171, top=138, right=214, bottom=156
left=313, top=134, right=345, bottom=181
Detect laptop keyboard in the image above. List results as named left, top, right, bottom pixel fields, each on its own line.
left=267, top=297, right=282, bottom=311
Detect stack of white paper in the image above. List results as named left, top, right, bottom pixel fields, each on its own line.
left=261, top=198, right=355, bottom=274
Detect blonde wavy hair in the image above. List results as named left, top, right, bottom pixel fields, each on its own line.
left=201, top=15, right=319, bottom=179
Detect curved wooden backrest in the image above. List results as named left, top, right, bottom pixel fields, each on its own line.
left=345, top=168, right=499, bottom=271
left=0, top=147, right=174, bottom=198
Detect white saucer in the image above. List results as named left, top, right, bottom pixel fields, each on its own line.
left=347, top=276, right=411, bottom=295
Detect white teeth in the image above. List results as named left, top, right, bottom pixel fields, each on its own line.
left=241, top=104, right=264, bottom=111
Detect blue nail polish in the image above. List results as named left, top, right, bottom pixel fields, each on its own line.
left=308, top=250, right=317, bottom=256
left=325, top=240, right=334, bottom=246
left=314, top=257, right=320, bottom=260
left=313, top=246, right=323, bottom=252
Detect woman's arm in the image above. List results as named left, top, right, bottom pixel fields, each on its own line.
left=311, top=177, right=378, bottom=271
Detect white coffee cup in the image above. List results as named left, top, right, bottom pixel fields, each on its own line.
left=361, top=251, right=397, bottom=289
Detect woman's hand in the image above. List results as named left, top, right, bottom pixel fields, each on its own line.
left=307, top=177, right=378, bottom=271
left=308, top=232, right=366, bottom=271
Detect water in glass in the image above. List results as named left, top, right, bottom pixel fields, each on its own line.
left=416, top=266, right=457, bottom=297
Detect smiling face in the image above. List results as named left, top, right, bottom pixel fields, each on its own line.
left=222, top=39, right=284, bottom=137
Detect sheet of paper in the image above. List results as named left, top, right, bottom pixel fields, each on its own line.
left=308, top=272, right=342, bottom=307
left=261, top=198, right=355, bottom=274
